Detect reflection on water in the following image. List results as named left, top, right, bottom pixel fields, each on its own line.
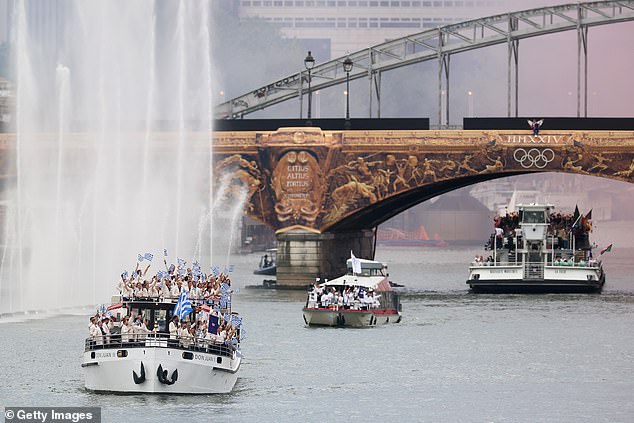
left=1, top=246, right=633, bottom=422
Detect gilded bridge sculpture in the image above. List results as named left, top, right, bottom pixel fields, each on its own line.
left=212, top=128, right=634, bottom=233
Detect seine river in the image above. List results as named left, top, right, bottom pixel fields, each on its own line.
left=1, top=246, right=633, bottom=422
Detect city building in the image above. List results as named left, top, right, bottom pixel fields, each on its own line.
left=236, top=0, right=508, bottom=58
left=0, top=78, right=12, bottom=124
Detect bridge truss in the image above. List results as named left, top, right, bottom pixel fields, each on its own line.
left=215, top=1, right=634, bottom=124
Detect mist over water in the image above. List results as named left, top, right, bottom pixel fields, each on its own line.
left=0, top=1, right=214, bottom=314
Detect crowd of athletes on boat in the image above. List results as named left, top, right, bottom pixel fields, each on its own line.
left=306, top=284, right=382, bottom=310
left=487, top=208, right=594, bottom=251
left=87, top=254, right=243, bottom=350
left=88, top=312, right=240, bottom=349
left=116, top=259, right=235, bottom=302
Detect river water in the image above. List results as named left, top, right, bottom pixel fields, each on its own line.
left=1, top=246, right=633, bottom=422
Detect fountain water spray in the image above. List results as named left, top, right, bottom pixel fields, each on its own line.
left=1, top=1, right=215, bottom=315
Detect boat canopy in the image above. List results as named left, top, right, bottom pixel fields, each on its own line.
left=320, top=276, right=392, bottom=291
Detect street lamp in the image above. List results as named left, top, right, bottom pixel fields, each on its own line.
left=343, top=55, right=353, bottom=129
left=304, top=51, right=315, bottom=125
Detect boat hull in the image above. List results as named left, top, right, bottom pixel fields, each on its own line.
left=468, top=265, right=605, bottom=293
left=253, top=265, right=276, bottom=276
left=82, top=346, right=240, bottom=394
left=302, top=308, right=401, bottom=327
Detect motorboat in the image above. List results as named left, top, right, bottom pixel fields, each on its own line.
left=253, top=248, right=276, bottom=275
left=302, top=257, right=402, bottom=327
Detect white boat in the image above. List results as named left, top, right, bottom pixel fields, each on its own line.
left=302, top=258, right=402, bottom=327
left=82, top=297, right=242, bottom=394
left=467, top=204, right=605, bottom=293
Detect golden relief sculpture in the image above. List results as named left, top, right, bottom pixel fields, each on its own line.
left=215, top=154, right=263, bottom=212
left=210, top=129, right=634, bottom=231
left=271, top=150, right=325, bottom=225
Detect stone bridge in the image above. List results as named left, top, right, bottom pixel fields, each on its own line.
left=213, top=126, right=634, bottom=286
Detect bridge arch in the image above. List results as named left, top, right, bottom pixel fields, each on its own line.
left=215, top=1, right=634, bottom=121
left=213, top=126, right=634, bottom=285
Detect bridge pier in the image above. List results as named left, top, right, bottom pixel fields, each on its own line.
left=275, top=229, right=375, bottom=288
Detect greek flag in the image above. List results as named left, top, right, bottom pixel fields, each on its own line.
left=177, top=258, right=185, bottom=267
left=239, top=329, right=246, bottom=341
left=173, top=288, right=193, bottom=320
left=164, top=249, right=168, bottom=257
left=224, top=313, right=232, bottom=323
left=121, top=271, right=129, bottom=280
left=211, top=265, right=221, bottom=276
left=144, top=252, right=153, bottom=262
left=168, top=263, right=175, bottom=273
left=225, top=264, right=235, bottom=273
left=138, top=254, right=144, bottom=262
left=193, top=260, right=200, bottom=269
left=220, top=283, right=229, bottom=293
left=157, top=270, right=164, bottom=280
left=231, top=316, right=243, bottom=328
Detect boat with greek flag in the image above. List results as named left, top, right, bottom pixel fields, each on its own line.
left=82, top=256, right=243, bottom=394
left=467, top=203, right=606, bottom=293
left=302, top=253, right=402, bottom=327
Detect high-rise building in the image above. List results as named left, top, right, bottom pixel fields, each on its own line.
left=0, top=0, right=13, bottom=45
left=237, top=0, right=508, bottom=59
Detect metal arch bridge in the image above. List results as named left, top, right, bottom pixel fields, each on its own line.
left=214, top=0, right=634, bottom=123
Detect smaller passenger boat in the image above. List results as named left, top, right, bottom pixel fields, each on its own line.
left=302, top=257, right=402, bottom=327
left=253, top=248, right=276, bottom=275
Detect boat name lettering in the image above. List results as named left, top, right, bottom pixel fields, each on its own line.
left=194, top=354, right=215, bottom=362
left=95, top=352, right=114, bottom=358
left=554, top=269, right=567, bottom=274
left=489, top=269, right=518, bottom=273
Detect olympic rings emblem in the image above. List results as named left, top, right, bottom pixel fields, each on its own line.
left=513, top=148, right=555, bottom=169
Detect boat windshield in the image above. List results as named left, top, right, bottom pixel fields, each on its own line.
left=522, top=210, right=546, bottom=224
left=346, top=267, right=384, bottom=277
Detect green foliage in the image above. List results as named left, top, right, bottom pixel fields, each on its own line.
left=211, top=5, right=305, bottom=99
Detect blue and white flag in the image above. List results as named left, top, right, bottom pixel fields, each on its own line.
left=144, top=252, right=153, bottom=262
left=211, top=265, right=221, bottom=277
left=225, top=264, right=235, bottom=273
left=239, top=329, right=246, bottom=341
left=173, top=288, right=193, bottom=320
left=231, top=316, right=242, bottom=328
left=193, top=260, right=200, bottom=269
left=164, top=249, right=168, bottom=257
left=121, top=271, right=129, bottom=280
left=168, top=263, right=175, bottom=273
left=138, top=254, right=144, bottom=262
left=177, top=258, right=185, bottom=267
left=157, top=270, right=164, bottom=280
left=224, top=313, right=232, bottom=323
left=220, top=283, right=229, bottom=293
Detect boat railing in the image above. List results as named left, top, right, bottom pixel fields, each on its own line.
left=119, top=296, right=225, bottom=305
left=470, top=260, right=601, bottom=269
left=84, top=333, right=237, bottom=358
left=305, top=300, right=381, bottom=311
